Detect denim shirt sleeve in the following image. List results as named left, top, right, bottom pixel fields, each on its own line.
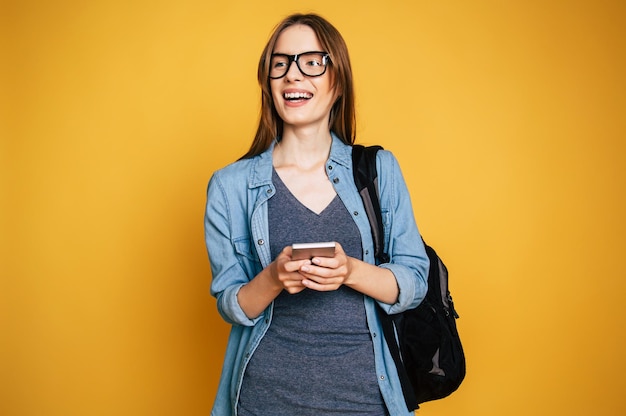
left=204, top=168, right=266, bottom=327
left=374, top=150, right=430, bottom=314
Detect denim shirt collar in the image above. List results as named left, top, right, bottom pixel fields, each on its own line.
left=248, top=132, right=352, bottom=189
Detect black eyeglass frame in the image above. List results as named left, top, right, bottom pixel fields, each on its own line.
left=268, top=51, right=331, bottom=79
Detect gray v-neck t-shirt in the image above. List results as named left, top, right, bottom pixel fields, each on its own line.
left=237, top=169, right=387, bottom=416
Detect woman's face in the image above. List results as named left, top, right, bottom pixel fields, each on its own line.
left=270, top=24, right=337, bottom=134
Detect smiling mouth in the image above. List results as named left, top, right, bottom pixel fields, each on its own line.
left=284, top=92, right=313, bottom=101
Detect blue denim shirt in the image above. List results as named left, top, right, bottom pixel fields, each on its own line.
left=204, top=134, right=429, bottom=416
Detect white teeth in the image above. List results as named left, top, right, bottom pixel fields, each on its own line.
left=284, top=92, right=312, bottom=99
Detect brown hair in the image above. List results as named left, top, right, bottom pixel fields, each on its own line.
left=240, top=13, right=356, bottom=159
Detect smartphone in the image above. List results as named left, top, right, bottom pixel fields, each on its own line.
left=291, top=241, right=336, bottom=260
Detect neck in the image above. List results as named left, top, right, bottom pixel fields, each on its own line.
left=274, top=128, right=332, bottom=170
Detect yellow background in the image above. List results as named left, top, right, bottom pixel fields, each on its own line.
left=2, top=0, right=625, bottom=415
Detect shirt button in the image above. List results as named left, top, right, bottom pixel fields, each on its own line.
left=258, top=239, right=265, bottom=246
left=353, top=211, right=359, bottom=216
left=267, top=188, right=273, bottom=194
left=380, top=375, right=386, bottom=381
left=333, top=177, right=339, bottom=184
left=328, top=165, right=333, bottom=170
left=372, top=332, right=377, bottom=338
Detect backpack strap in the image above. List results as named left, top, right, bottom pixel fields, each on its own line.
left=351, top=144, right=419, bottom=411
left=351, top=144, right=389, bottom=264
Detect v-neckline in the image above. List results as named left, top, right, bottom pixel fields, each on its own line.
left=272, top=169, right=338, bottom=216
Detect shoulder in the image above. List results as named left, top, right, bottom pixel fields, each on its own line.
left=211, top=157, right=254, bottom=182
left=374, top=148, right=410, bottom=201
left=374, top=147, right=403, bottom=180
left=207, top=160, right=249, bottom=201
left=206, top=157, right=260, bottom=215
left=375, top=147, right=399, bottom=166
left=209, top=148, right=273, bottom=189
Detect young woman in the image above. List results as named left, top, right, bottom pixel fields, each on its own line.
left=204, top=13, right=429, bottom=416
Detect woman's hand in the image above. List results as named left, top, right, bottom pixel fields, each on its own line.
left=237, top=245, right=314, bottom=318
left=271, top=246, right=313, bottom=294
left=296, top=242, right=400, bottom=304
left=297, top=242, right=354, bottom=291
left=238, top=242, right=398, bottom=319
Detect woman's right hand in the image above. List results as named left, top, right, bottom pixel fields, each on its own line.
left=237, top=246, right=313, bottom=319
left=271, top=246, right=312, bottom=294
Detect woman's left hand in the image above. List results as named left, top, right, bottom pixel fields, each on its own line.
left=298, top=242, right=354, bottom=291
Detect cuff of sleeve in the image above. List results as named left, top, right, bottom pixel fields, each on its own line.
left=218, top=284, right=263, bottom=326
left=377, top=263, right=420, bottom=315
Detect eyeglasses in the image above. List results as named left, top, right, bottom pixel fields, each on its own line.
left=269, top=51, right=330, bottom=79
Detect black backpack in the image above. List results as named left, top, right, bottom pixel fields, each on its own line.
left=352, top=145, right=466, bottom=411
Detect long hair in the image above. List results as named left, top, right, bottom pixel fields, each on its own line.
left=240, top=13, right=356, bottom=159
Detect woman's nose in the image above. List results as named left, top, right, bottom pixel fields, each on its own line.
left=284, top=59, right=303, bottom=81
